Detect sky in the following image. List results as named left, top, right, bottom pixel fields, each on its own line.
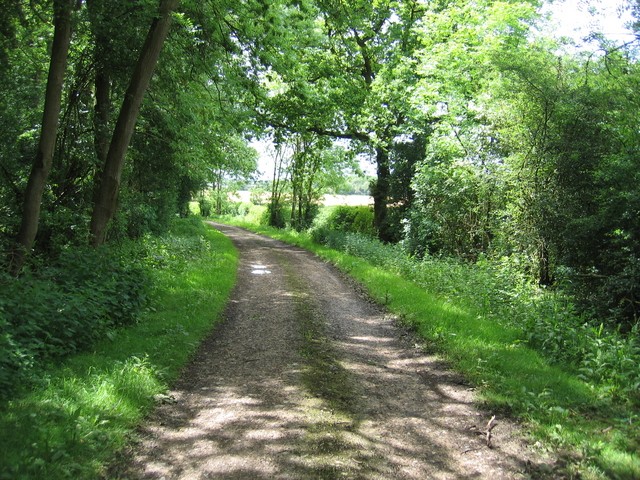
left=542, top=0, right=636, bottom=43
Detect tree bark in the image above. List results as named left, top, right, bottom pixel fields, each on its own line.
left=10, top=0, right=74, bottom=273
left=85, top=0, right=111, bottom=167
left=89, top=0, right=180, bottom=247
left=93, top=56, right=110, bottom=166
left=372, top=146, right=391, bottom=242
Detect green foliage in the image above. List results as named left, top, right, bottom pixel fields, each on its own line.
left=197, top=188, right=252, bottom=218
left=330, top=173, right=373, bottom=196
left=0, top=219, right=238, bottom=479
left=0, top=248, right=149, bottom=400
left=198, top=195, right=213, bottom=217
left=401, top=7, right=640, bottom=329
left=304, top=228, right=640, bottom=408
left=0, top=0, right=265, bottom=261
left=487, top=44, right=640, bottom=322
left=31, top=205, right=91, bottom=258
left=0, top=355, right=163, bottom=480
left=408, top=160, right=500, bottom=259
left=313, top=206, right=376, bottom=237
left=224, top=201, right=251, bottom=217
left=216, top=203, right=268, bottom=226
left=265, top=199, right=290, bottom=229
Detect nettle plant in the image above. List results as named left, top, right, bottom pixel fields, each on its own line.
left=0, top=247, right=149, bottom=399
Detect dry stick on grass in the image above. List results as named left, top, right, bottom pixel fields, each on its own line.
left=486, top=415, right=497, bottom=448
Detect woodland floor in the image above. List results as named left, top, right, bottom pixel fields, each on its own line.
left=108, top=222, right=559, bottom=479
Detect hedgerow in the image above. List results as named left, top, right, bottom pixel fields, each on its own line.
left=313, top=205, right=376, bottom=237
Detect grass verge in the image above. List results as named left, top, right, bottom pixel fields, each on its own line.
left=0, top=220, right=238, bottom=480
left=213, top=216, right=640, bottom=480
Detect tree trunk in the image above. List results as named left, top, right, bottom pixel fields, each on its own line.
left=89, top=0, right=180, bottom=247
left=372, top=146, right=391, bottom=242
left=538, top=240, right=552, bottom=286
left=86, top=0, right=111, bottom=165
left=93, top=57, right=110, bottom=166
left=216, top=174, right=223, bottom=215
left=10, top=0, right=74, bottom=273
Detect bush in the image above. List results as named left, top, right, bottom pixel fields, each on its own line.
left=106, top=193, right=162, bottom=242
left=198, top=197, right=213, bottom=217
left=33, top=206, right=90, bottom=257
left=0, top=247, right=149, bottom=400
left=264, top=201, right=289, bottom=228
left=317, top=205, right=376, bottom=236
left=222, top=201, right=250, bottom=217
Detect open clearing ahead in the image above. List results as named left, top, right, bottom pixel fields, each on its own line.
left=111, top=223, right=555, bottom=479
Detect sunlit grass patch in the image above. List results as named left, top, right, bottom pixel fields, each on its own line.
left=597, top=443, right=640, bottom=480
left=0, top=356, right=163, bottom=479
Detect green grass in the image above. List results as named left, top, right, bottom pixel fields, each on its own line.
left=213, top=215, right=640, bottom=480
left=0, top=219, right=238, bottom=480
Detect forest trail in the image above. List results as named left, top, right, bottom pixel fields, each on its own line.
left=112, top=222, right=552, bottom=479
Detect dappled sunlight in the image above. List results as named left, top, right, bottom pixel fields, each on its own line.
left=119, top=223, right=538, bottom=479
left=135, top=380, right=482, bottom=478
left=135, top=378, right=518, bottom=479
left=130, top=313, right=528, bottom=479
left=348, top=335, right=395, bottom=344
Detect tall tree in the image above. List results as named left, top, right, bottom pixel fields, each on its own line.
left=89, top=0, right=180, bottom=247
left=405, top=0, right=539, bottom=258
left=10, top=0, right=75, bottom=272
left=85, top=0, right=113, bottom=169
left=289, top=134, right=352, bottom=231
left=492, top=43, right=640, bottom=308
left=259, top=0, right=423, bottom=240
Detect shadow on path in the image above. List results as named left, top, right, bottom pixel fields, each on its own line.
left=110, top=223, right=544, bottom=479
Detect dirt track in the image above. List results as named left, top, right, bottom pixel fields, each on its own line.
left=111, top=222, right=554, bottom=479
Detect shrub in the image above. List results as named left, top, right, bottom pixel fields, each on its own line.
left=264, top=201, right=289, bottom=228
left=198, top=197, right=213, bottom=217
left=0, top=247, right=149, bottom=400
left=223, top=201, right=250, bottom=217
left=318, top=205, right=376, bottom=236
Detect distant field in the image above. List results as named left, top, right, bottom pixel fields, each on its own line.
left=230, top=191, right=373, bottom=207
left=321, top=194, right=372, bottom=206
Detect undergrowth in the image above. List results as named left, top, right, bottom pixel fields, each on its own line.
left=0, top=247, right=148, bottom=400
left=0, top=218, right=238, bottom=479
left=215, top=214, right=640, bottom=480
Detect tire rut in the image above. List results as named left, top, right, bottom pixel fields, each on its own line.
left=111, top=223, right=549, bottom=479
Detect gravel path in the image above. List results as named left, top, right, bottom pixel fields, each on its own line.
left=112, top=223, right=551, bottom=479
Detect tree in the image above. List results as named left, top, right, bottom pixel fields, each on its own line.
left=406, top=127, right=505, bottom=259
left=0, top=3, right=50, bottom=254
left=258, top=0, right=424, bottom=240
left=385, top=133, right=428, bottom=243
left=10, top=0, right=75, bottom=273
left=289, top=135, right=353, bottom=231
left=89, top=0, right=180, bottom=247
left=404, top=0, right=538, bottom=257
left=492, top=43, right=640, bottom=320
left=207, top=136, right=259, bottom=215
left=267, top=141, right=292, bottom=228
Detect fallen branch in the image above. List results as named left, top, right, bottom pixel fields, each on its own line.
left=486, top=415, right=497, bottom=448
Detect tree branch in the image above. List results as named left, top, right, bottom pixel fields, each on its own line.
left=307, top=126, right=370, bottom=143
